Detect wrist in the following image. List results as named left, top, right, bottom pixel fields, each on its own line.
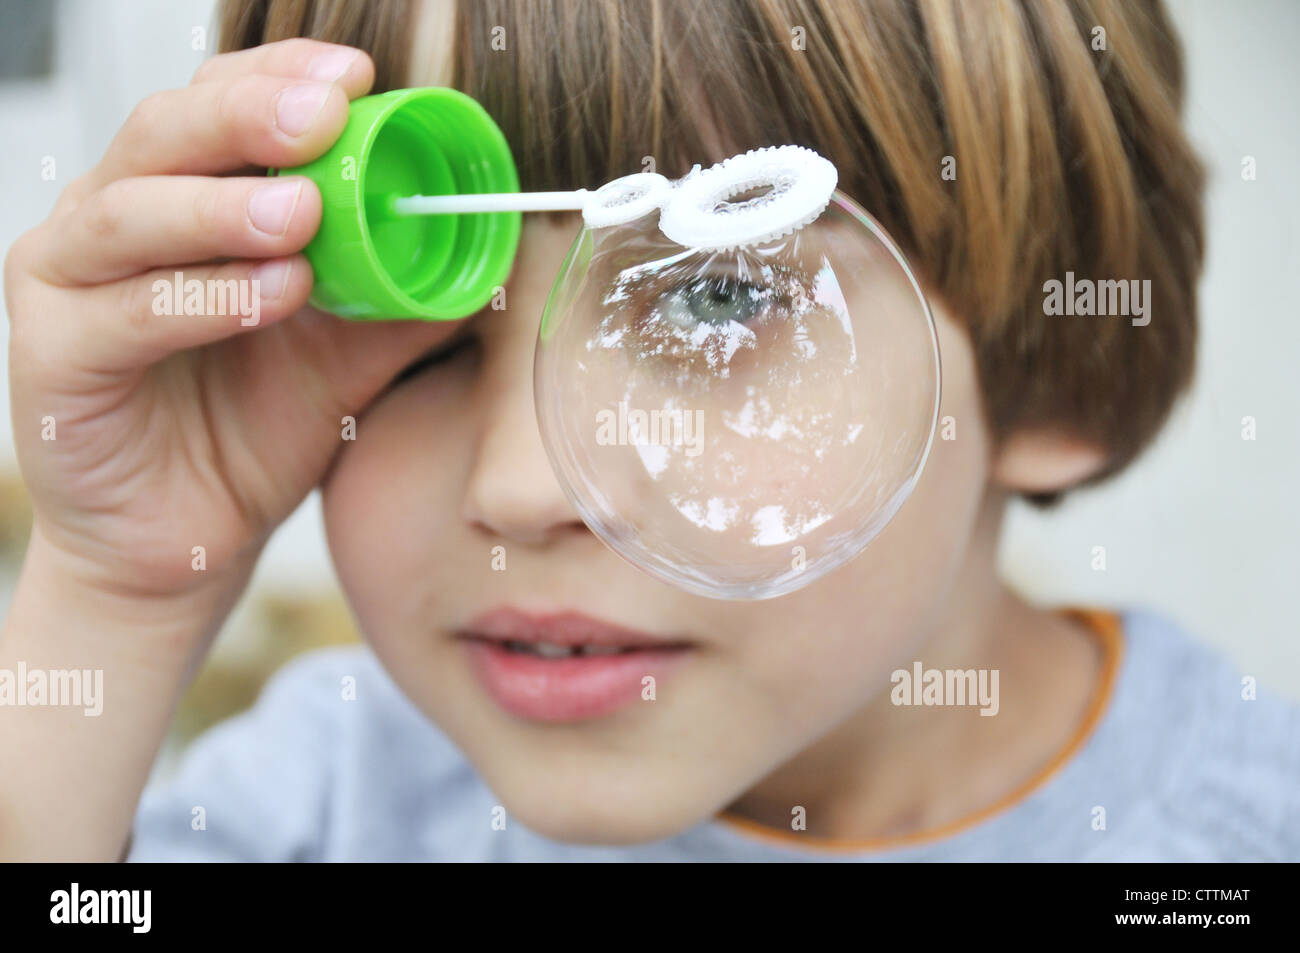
left=6, top=523, right=248, bottom=672
left=0, top=525, right=241, bottom=862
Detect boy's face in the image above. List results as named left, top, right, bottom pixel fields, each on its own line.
left=322, top=216, right=992, bottom=843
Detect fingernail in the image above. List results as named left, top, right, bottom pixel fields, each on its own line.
left=307, top=47, right=360, bottom=83
left=275, top=83, right=332, bottom=137
left=252, top=259, right=292, bottom=300
left=248, top=180, right=303, bottom=236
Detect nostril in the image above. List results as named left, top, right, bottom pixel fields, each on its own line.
left=463, top=500, right=586, bottom=548
left=461, top=461, right=586, bottom=546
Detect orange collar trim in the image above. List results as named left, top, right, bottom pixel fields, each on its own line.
left=715, top=608, right=1125, bottom=853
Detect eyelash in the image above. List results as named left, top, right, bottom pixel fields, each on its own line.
left=390, top=269, right=773, bottom=389
left=637, top=273, right=774, bottom=330
left=392, top=330, right=477, bottom=387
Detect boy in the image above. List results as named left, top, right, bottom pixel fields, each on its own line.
left=2, top=0, right=1296, bottom=860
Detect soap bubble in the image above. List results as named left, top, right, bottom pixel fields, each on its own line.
left=534, top=191, right=940, bottom=599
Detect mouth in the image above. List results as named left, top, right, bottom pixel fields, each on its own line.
left=456, top=607, right=692, bottom=723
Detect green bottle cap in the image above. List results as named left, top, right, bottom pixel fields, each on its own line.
left=273, top=87, right=521, bottom=321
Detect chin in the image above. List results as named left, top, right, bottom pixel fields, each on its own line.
left=501, top=788, right=706, bottom=847
left=479, top=757, right=719, bottom=846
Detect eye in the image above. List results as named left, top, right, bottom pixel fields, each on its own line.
left=593, top=268, right=780, bottom=379
left=654, top=275, right=769, bottom=330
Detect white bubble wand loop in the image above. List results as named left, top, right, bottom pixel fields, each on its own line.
left=389, top=146, right=838, bottom=249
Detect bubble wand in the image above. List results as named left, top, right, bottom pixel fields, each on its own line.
left=276, top=87, right=836, bottom=319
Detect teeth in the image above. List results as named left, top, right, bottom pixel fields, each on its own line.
left=499, top=640, right=631, bottom=658
left=534, top=642, right=572, bottom=659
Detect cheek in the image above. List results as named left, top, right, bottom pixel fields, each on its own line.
left=728, top=308, right=990, bottom=715
left=322, top=364, right=478, bottom=643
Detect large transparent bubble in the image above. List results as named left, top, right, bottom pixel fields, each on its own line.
left=534, top=191, right=941, bottom=599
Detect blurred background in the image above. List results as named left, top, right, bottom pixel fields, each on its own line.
left=1, top=0, right=1297, bottom=756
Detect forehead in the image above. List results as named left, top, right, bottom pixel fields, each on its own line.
left=478, top=216, right=583, bottom=327
left=516, top=215, right=583, bottom=269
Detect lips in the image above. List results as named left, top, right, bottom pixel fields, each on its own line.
left=457, top=608, right=691, bottom=722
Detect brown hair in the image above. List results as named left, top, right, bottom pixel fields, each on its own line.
left=221, top=0, right=1205, bottom=492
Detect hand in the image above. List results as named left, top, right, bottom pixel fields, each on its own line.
left=4, top=39, right=451, bottom=623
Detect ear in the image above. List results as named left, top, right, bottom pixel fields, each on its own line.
left=991, top=429, right=1109, bottom=494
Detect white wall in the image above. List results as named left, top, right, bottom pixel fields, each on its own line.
left=1000, top=0, right=1300, bottom=697
left=2, top=0, right=1297, bottom=695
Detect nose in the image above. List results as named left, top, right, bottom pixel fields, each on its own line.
left=461, top=221, right=588, bottom=547
left=461, top=363, right=587, bottom=546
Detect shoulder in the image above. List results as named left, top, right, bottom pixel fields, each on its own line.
left=196, top=643, right=458, bottom=760
left=1098, top=610, right=1300, bottom=859
left=130, top=645, right=477, bottom=861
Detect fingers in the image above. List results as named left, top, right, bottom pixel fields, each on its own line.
left=84, top=74, right=353, bottom=191
left=191, top=38, right=374, bottom=97
left=55, top=40, right=371, bottom=206
left=45, top=256, right=315, bottom=375
left=8, top=39, right=388, bottom=378
left=35, top=175, right=321, bottom=286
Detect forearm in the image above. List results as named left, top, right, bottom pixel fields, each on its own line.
left=0, top=528, right=241, bottom=861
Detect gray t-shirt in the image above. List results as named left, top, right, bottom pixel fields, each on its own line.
left=127, top=610, right=1300, bottom=861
